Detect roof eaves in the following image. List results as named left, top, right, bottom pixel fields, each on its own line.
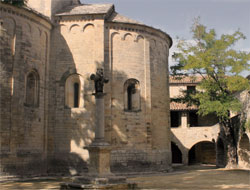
left=104, top=5, right=115, bottom=20
left=106, top=20, right=173, bottom=48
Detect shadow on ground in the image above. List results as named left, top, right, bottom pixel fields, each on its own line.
left=0, top=165, right=249, bottom=190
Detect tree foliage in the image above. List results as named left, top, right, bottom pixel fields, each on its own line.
left=171, top=18, right=250, bottom=122
left=171, top=18, right=250, bottom=167
left=1, top=0, right=27, bottom=6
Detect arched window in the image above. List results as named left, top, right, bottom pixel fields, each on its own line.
left=124, top=79, right=140, bottom=111
left=73, top=82, right=79, bottom=108
left=25, top=70, right=39, bottom=107
left=65, top=74, right=84, bottom=108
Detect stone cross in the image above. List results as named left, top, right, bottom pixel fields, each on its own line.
left=90, top=68, right=109, bottom=95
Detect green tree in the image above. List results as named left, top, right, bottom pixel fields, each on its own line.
left=1, top=0, right=27, bottom=6
left=171, top=18, right=250, bottom=168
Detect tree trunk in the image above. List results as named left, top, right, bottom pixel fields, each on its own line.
left=222, top=120, right=239, bottom=168
left=225, top=134, right=238, bottom=168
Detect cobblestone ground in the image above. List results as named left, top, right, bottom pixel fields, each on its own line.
left=0, top=165, right=249, bottom=190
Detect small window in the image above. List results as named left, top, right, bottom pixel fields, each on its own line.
left=189, top=111, right=198, bottom=127
left=171, top=111, right=180, bottom=127
left=65, top=74, right=83, bottom=108
left=124, top=79, right=140, bottom=111
left=25, top=71, right=39, bottom=107
left=187, top=86, right=196, bottom=93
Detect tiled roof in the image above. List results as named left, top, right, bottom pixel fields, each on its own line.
left=108, top=12, right=142, bottom=25
left=170, top=102, right=198, bottom=111
left=55, top=4, right=114, bottom=16
left=170, top=76, right=203, bottom=84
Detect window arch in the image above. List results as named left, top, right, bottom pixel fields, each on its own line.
left=65, top=74, right=84, bottom=108
left=124, top=79, right=140, bottom=111
left=25, top=70, right=39, bottom=107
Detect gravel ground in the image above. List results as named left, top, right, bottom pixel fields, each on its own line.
left=0, top=165, right=249, bottom=190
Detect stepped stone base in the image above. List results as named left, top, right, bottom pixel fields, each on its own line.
left=60, top=175, right=137, bottom=189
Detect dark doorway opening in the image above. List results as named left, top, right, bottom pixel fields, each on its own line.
left=171, top=111, right=180, bottom=128
left=216, top=138, right=226, bottom=167
left=189, top=141, right=216, bottom=165
left=171, top=142, right=182, bottom=163
left=189, top=111, right=198, bottom=127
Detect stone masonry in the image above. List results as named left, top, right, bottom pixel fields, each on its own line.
left=0, top=0, right=172, bottom=176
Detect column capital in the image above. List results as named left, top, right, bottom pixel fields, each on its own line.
left=93, top=92, right=106, bottom=98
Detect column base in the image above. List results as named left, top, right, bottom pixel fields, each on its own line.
left=84, top=142, right=112, bottom=175
left=61, top=143, right=136, bottom=189
left=61, top=175, right=136, bottom=189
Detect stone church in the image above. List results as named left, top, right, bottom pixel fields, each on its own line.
left=0, top=0, right=173, bottom=176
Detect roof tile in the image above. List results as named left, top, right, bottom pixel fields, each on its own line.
left=170, top=102, right=198, bottom=110
left=108, top=12, right=142, bottom=25
left=170, top=76, right=203, bottom=84
left=56, top=4, right=114, bottom=16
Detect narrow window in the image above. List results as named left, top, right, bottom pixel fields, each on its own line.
left=127, top=84, right=135, bottom=110
left=26, top=73, right=35, bottom=105
left=74, top=82, right=79, bottom=108
left=25, top=71, right=39, bottom=107
left=124, top=79, right=140, bottom=111
left=65, top=74, right=83, bottom=108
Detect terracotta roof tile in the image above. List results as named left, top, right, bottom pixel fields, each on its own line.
left=170, top=102, right=198, bottom=110
left=170, top=75, right=203, bottom=84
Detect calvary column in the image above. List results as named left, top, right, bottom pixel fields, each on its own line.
left=86, top=68, right=111, bottom=175
left=61, top=68, right=131, bottom=190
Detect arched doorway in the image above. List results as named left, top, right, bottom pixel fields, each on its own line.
left=239, top=134, right=250, bottom=151
left=171, top=142, right=182, bottom=163
left=188, top=141, right=216, bottom=165
left=216, top=138, right=226, bottom=167
left=238, top=134, right=250, bottom=167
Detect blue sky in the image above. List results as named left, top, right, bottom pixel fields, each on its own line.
left=81, top=0, right=250, bottom=76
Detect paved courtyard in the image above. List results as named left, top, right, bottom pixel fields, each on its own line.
left=0, top=165, right=249, bottom=190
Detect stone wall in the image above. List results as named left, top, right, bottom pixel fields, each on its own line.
left=0, top=3, right=51, bottom=176
left=46, top=15, right=172, bottom=173
left=47, top=17, right=102, bottom=174
left=0, top=2, right=172, bottom=176
left=171, top=125, right=220, bottom=165
left=106, top=23, right=171, bottom=171
left=27, top=0, right=79, bottom=19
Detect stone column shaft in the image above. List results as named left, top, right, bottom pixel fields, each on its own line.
left=95, top=95, right=105, bottom=141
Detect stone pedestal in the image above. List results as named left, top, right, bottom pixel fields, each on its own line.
left=85, top=144, right=111, bottom=175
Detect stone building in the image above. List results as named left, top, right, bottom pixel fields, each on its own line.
left=0, top=0, right=172, bottom=176
left=169, top=76, right=250, bottom=169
